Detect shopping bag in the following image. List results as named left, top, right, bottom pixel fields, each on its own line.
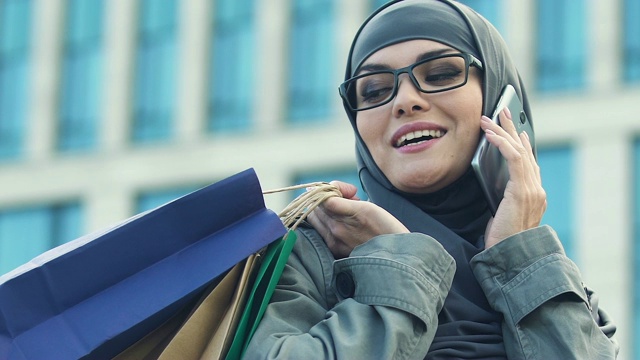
left=225, top=230, right=297, bottom=360
left=114, top=255, right=259, bottom=359
left=115, top=182, right=340, bottom=360
left=0, top=168, right=287, bottom=360
left=116, top=230, right=298, bottom=360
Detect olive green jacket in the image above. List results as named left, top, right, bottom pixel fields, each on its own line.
left=244, top=225, right=618, bottom=359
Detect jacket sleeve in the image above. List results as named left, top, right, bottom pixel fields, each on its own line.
left=243, top=228, right=456, bottom=360
left=470, top=225, right=619, bottom=359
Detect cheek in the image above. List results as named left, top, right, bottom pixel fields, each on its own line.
left=461, top=108, right=482, bottom=151
left=459, top=86, right=483, bottom=134
left=355, top=113, right=384, bottom=149
left=451, top=86, right=483, bottom=158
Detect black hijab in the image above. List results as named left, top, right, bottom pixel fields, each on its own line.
left=342, top=0, right=534, bottom=358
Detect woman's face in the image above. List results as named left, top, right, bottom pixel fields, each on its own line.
left=355, top=39, right=483, bottom=194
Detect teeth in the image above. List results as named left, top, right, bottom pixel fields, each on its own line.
left=396, top=130, right=443, bottom=147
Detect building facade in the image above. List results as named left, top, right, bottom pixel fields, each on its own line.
left=0, top=0, right=639, bottom=357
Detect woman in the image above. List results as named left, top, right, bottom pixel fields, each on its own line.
left=245, top=0, right=618, bottom=358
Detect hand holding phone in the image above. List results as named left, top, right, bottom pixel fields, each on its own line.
left=471, top=84, right=535, bottom=215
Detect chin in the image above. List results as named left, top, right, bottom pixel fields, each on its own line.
left=393, top=166, right=468, bottom=194
left=392, top=176, right=442, bottom=194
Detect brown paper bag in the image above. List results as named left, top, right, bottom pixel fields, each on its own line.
left=115, top=255, right=258, bottom=360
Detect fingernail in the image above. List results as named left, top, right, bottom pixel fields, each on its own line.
left=481, top=115, right=491, bottom=122
left=504, top=107, right=512, bottom=120
left=485, top=129, right=497, bottom=136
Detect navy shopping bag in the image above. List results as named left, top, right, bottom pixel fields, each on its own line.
left=0, top=168, right=287, bottom=360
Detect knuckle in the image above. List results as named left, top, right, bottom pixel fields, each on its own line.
left=508, top=151, right=523, bottom=163
left=537, top=188, right=547, bottom=202
left=516, top=144, right=528, bottom=157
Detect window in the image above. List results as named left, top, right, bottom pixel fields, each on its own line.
left=288, top=0, right=335, bottom=123
left=624, top=0, right=640, bottom=82
left=536, top=0, right=586, bottom=91
left=58, top=0, right=104, bottom=151
left=209, top=0, right=255, bottom=132
left=457, top=0, right=502, bottom=31
left=292, top=168, right=366, bottom=200
left=537, top=146, right=575, bottom=260
left=0, top=0, right=31, bottom=160
left=136, top=185, right=200, bottom=213
left=132, top=0, right=178, bottom=143
left=0, top=202, right=82, bottom=274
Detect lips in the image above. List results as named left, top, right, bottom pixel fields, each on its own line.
left=392, top=123, right=447, bottom=148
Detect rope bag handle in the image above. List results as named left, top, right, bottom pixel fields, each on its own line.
left=262, top=182, right=342, bottom=231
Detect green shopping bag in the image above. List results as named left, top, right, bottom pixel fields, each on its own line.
left=226, top=182, right=340, bottom=359
left=225, top=230, right=297, bottom=360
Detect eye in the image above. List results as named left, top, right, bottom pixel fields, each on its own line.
left=424, top=69, right=463, bottom=86
left=414, top=57, right=467, bottom=88
left=357, top=75, right=394, bottom=105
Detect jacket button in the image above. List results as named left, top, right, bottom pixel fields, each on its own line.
left=335, top=272, right=355, bottom=298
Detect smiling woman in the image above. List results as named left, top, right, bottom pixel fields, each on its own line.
left=244, top=1, right=619, bottom=359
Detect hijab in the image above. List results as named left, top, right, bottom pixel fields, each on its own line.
left=342, top=0, right=534, bottom=358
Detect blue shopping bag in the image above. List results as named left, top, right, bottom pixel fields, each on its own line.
left=0, top=168, right=287, bottom=360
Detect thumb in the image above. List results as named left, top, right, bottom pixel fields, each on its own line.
left=329, top=180, right=360, bottom=200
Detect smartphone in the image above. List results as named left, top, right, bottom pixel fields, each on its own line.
left=471, top=84, right=535, bottom=216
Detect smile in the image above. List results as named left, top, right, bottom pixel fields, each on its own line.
left=395, top=129, right=445, bottom=148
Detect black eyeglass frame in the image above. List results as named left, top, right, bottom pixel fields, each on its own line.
left=339, top=52, right=484, bottom=112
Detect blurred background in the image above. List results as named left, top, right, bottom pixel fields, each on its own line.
left=0, top=0, right=638, bottom=357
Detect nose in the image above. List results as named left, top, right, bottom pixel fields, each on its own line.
left=392, top=73, right=431, bottom=118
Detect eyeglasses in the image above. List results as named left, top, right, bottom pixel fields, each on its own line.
left=339, top=53, right=483, bottom=112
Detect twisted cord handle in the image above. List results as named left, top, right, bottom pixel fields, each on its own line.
left=263, top=182, right=342, bottom=231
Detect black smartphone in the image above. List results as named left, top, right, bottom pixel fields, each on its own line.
left=471, top=84, right=535, bottom=215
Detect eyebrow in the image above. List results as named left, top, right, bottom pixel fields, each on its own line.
left=357, top=48, right=455, bottom=75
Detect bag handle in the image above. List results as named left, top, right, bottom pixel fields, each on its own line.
left=263, top=182, right=342, bottom=231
